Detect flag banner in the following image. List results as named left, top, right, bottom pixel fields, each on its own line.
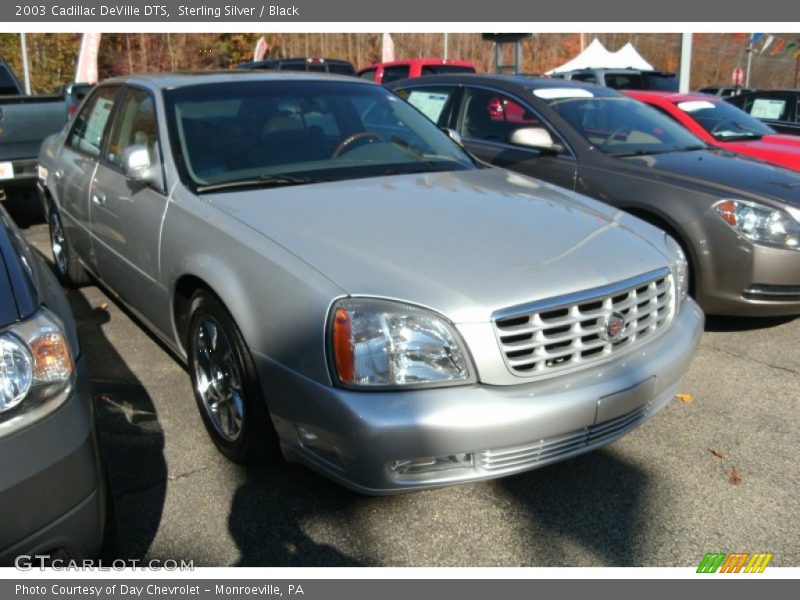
left=750, top=32, right=764, bottom=44
left=759, top=34, right=774, bottom=54
left=381, top=32, right=395, bottom=62
left=74, top=32, right=101, bottom=84
left=770, top=38, right=785, bottom=55
left=253, top=36, right=268, bottom=61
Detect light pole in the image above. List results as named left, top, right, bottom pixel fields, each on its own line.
left=20, top=33, right=32, bottom=95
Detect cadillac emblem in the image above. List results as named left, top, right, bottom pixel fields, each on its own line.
left=601, top=312, right=626, bottom=343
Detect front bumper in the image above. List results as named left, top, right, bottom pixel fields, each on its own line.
left=257, top=299, right=704, bottom=494
left=0, top=355, right=105, bottom=564
left=0, top=159, right=37, bottom=192
left=696, top=221, right=800, bottom=316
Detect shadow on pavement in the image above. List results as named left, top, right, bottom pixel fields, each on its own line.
left=493, top=449, right=649, bottom=566
left=17, top=233, right=169, bottom=560
left=228, top=464, right=364, bottom=566
left=704, top=314, right=797, bottom=332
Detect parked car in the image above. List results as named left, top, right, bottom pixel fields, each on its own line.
left=1, top=62, right=93, bottom=200
left=698, top=86, right=752, bottom=98
left=357, top=59, right=477, bottom=84
left=38, top=72, right=701, bottom=494
left=390, top=74, right=800, bottom=316
left=238, top=57, right=356, bottom=76
left=626, top=91, right=800, bottom=172
left=0, top=203, right=104, bottom=563
left=727, top=89, right=800, bottom=136
left=551, top=68, right=678, bottom=92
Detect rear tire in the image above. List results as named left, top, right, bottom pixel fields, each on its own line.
left=187, top=290, right=280, bottom=465
left=48, top=205, right=90, bottom=287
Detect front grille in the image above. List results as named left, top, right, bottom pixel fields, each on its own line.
left=477, top=402, right=650, bottom=472
left=493, top=268, right=674, bottom=378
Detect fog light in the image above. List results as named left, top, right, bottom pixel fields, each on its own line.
left=391, top=453, right=473, bottom=476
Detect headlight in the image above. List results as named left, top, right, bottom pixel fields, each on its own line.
left=664, top=234, right=688, bottom=312
left=329, top=298, right=474, bottom=388
left=0, top=308, right=74, bottom=436
left=714, top=200, right=800, bottom=250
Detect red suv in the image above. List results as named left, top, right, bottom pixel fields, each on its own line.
left=357, top=59, right=477, bottom=85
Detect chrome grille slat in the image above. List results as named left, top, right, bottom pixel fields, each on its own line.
left=478, top=404, right=651, bottom=471
left=494, top=269, right=674, bottom=379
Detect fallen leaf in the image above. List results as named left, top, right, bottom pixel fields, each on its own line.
left=96, top=302, right=109, bottom=311
left=729, top=466, right=742, bottom=486
left=708, top=448, right=726, bottom=459
left=676, top=392, right=694, bottom=404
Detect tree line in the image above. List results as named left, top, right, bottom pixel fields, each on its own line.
left=1, top=32, right=798, bottom=94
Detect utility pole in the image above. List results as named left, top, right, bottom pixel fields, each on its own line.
left=679, top=33, right=692, bottom=93
left=745, top=45, right=753, bottom=87
left=20, top=33, right=32, bottom=95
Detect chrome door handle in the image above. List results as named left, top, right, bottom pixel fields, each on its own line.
left=92, top=192, right=106, bottom=207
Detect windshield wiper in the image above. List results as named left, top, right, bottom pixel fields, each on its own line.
left=196, top=174, right=322, bottom=193
left=671, top=144, right=709, bottom=152
left=611, top=144, right=707, bottom=157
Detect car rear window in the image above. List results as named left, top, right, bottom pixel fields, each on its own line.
left=381, top=66, right=411, bottom=84
left=643, top=73, right=679, bottom=92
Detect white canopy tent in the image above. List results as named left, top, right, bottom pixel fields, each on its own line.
left=546, top=38, right=654, bottom=74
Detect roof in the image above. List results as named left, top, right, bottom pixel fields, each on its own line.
left=99, top=70, right=372, bottom=89
left=388, top=73, right=621, bottom=97
left=359, top=58, right=476, bottom=70
left=626, top=90, right=721, bottom=103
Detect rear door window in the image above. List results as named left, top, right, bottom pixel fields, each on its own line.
left=68, top=86, right=120, bottom=157
left=749, top=97, right=788, bottom=120
left=403, top=87, right=458, bottom=126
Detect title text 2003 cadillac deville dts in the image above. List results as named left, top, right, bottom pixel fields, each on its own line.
left=38, top=72, right=703, bottom=493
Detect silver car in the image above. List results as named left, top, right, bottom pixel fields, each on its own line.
left=38, top=72, right=703, bottom=494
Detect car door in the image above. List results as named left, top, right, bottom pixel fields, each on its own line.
left=54, top=85, right=122, bottom=267
left=88, top=86, right=170, bottom=330
left=455, top=86, right=577, bottom=189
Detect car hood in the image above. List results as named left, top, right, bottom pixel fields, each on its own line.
left=207, top=168, right=672, bottom=323
left=714, top=135, right=800, bottom=172
left=616, top=148, right=800, bottom=207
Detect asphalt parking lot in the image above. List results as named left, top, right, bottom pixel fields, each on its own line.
left=7, top=195, right=800, bottom=567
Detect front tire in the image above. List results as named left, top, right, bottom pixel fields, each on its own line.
left=48, top=205, right=90, bottom=287
left=187, top=290, right=279, bottom=465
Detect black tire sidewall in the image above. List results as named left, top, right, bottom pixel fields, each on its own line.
left=187, top=291, right=277, bottom=465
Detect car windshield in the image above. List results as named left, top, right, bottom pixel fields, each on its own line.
left=543, top=95, right=705, bottom=156
left=164, top=80, right=476, bottom=190
left=674, top=99, right=774, bottom=139
left=643, top=73, right=678, bottom=92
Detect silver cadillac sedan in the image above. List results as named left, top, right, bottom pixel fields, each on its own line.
left=38, top=72, right=703, bottom=493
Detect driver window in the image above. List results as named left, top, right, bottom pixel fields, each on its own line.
left=459, top=88, right=542, bottom=144
left=106, top=88, right=159, bottom=171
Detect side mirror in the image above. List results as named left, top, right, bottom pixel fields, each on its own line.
left=509, top=127, right=564, bottom=154
left=122, top=144, right=163, bottom=190
left=441, top=127, right=463, bottom=146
